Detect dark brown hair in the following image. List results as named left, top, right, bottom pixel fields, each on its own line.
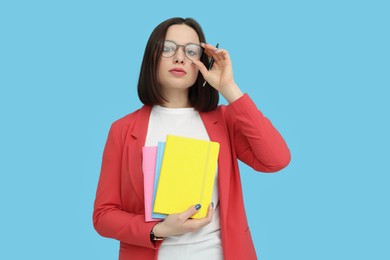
left=137, top=17, right=219, bottom=112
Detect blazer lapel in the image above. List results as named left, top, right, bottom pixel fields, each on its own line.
left=126, top=105, right=152, bottom=204
left=200, top=109, right=231, bottom=225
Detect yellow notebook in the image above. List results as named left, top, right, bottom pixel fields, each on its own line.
left=153, top=135, right=220, bottom=219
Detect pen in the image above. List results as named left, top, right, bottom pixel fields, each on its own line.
left=203, top=43, right=219, bottom=86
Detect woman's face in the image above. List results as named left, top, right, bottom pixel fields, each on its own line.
left=157, top=24, right=201, bottom=92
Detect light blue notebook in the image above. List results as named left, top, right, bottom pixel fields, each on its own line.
left=151, top=142, right=168, bottom=219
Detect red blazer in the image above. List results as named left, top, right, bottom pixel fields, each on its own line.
left=93, top=94, right=290, bottom=260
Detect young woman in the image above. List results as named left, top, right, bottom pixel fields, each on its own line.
left=93, top=17, right=291, bottom=260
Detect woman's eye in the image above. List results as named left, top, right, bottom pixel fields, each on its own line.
left=186, top=50, right=197, bottom=56
left=163, top=44, right=176, bottom=52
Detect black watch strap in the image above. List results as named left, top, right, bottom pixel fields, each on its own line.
left=150, top=229, right=164, bottom=242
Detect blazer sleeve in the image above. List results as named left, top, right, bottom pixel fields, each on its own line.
left=93, top=123, right=162, bottom=249
left=224, top=94, right=291, bottom=172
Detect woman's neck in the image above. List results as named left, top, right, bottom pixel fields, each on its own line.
left=161, top=89, right=191, bottom=108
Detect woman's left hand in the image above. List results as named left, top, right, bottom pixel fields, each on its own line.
left=192, top=43, right=243, bottom=103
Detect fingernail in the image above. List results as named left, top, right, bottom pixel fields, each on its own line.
left=211, top=202, right=214, bottom=208
left=195, top=204, right=201, bottom=210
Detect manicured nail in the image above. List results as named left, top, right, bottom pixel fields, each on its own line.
left=195, top=204, right=201, bottom=210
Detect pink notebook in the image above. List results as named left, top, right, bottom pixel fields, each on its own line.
left=142, top=146, right=161, bottom=222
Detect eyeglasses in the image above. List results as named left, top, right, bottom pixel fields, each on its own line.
left=161, top=40, right=203, bottom=61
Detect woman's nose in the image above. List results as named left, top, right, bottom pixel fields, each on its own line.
left=173, top=47, right=186, bottom=64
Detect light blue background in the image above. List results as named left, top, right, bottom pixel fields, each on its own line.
left=1, top=0, right=389, bottom=259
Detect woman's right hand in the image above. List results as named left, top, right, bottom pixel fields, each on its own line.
left=152, top=203, right=214, bottom=237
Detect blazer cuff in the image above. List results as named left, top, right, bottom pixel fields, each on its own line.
left=144, top=221, right=164, bottom=249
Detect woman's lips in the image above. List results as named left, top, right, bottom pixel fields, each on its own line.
left=169, top=68, right=187, bottom=76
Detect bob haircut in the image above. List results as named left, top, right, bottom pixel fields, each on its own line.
left=137, top=17, right=219, bottom=112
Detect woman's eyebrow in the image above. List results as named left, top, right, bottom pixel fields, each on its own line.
left=165, top=39, right=200, bottom=45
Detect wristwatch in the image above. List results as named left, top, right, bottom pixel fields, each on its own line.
left=150, top=228, right=164, bottom=242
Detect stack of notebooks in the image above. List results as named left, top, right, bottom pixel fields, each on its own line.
left=142, top=135, right=220, bottom=221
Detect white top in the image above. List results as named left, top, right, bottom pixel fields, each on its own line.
left=145, top=105, right=222, bottom=248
